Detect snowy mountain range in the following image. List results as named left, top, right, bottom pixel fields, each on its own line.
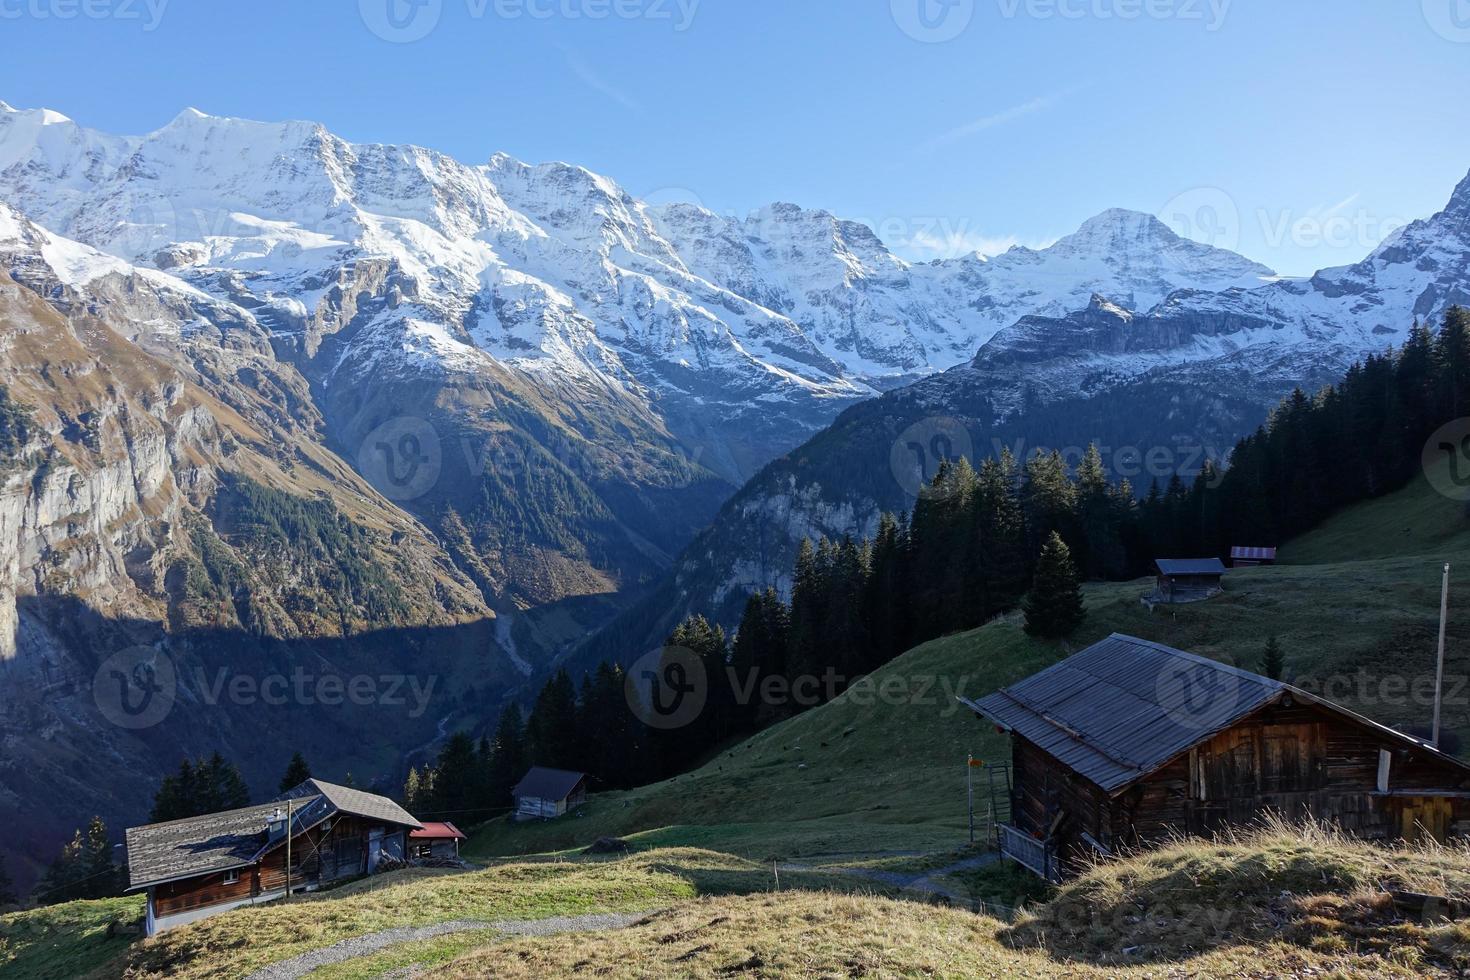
left=575, top=165, right=1470, bottom=666
left=0, top=101, right=1292, bottom=630
left=4, top=100, right=1467, bottom=657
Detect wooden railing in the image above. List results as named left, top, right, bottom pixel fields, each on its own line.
left=998, top=824, right=1058, bottom=882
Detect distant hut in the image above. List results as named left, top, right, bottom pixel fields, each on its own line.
left=512, top=767, right=588, bottom=821
left=963, top=634, right=1470, bottom=881
left=1152, top=558, right=1227, bottom=604
left=1231, top=546, right=1278, bottom=567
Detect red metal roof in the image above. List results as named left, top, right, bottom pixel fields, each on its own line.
left=409, top=821, right=466, bottom=840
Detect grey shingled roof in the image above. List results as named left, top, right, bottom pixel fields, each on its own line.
left=512, top=767, right=587, bottom=802
left=125, top=802, right=288, bottom=891
left=127, top=780, right=420, bottom=891
left=964, top=633, right=1470, bottom=795
left=277, top=778, right=422, bottom=830
left=1155, top=558, right=1228, bottom=576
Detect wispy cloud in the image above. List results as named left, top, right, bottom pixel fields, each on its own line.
left=563, top=49, right=644, bottom=114
left=918, top=87, right=1082, bottom=154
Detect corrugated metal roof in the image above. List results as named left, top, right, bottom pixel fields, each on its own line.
left=964, top=633, right=1470, bottom=795
left=1156, top=558, right=1228, bottom=576
left=1231, top=546, right=1278, bottom=560
left=965, top=634, right=1283, bottom=793
left=513, top=767, right=587, bottom=802
left=410, top=821, right=467, bottom=840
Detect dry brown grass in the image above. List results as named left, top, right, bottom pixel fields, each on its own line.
left=423, top=889, right=1427, bottom=979
left=1004, top=817, right=1470, bottom=974
left=112, top=849, right=862, bottom=980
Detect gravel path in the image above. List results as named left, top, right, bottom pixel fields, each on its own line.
left=779, top=851, right=1000, bottom=905
left=242, top=911, right=650, bottom=980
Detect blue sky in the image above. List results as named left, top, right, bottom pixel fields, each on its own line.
left=2, top=0, right=1468, bottom=276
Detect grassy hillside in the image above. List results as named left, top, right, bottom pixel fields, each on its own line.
left=6, top=462, right=1468, bottom=979
left=439, top=826, right=1468, bottom=978
left=470, top=462, right=1470, bottom=862
left=9, top=827, right=1462, bottom=978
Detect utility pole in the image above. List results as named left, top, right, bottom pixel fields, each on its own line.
left=280, top=798, right=295, bottom=903
left=967, top=755, right=974, bottom=844
left=1433, top=563, right=1450, bottom=749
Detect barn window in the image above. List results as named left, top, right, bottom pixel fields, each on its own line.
left=222, top=870, right=239, bottom=885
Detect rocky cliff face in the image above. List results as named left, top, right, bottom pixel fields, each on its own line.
left=0, top=207, right=501, bottom=888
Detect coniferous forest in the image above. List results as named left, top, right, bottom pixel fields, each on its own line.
left=424, top=308, right=1470, bottom=809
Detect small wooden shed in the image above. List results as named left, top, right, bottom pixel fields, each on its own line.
left=512, top=767, right=588, bottom=821
left=409, top=821, right=466, bottom=860
left=964, top=634, right=1470, bottom=881
left=1231, top=546, right=1278, bottom=567
left=1153, top=558, right=1227, bottom=603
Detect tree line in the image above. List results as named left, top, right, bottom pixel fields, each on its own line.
left=495, top=308, right=1470, bottom=798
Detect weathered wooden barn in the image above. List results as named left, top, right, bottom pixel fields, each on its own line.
left=964, top=634, right=1470, bottom=881
left=512, top=767, right=588, bottom=820
left=125, top=779, right=422, bottom=935
left=1230, top=546, right=1278, bottom=567
left=1152, top=558, right=1227, bottom=603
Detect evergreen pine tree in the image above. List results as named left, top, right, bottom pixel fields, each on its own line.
left=278, top=752, right=312, bottom=794
left=81, top=817, right=121, bottom=899
left=486, top=703, right=528, bottom=806
left=427, top=732, right=479, bottom=818
left=1023, top=532, right=1086, bottom=638
left=786, top=538, right=826, bottom=683
left=1260, top=636, right=1285, bottom=680
left=525, top=669, right=581, bottom=769
left=0, top=854, right=17, bottom=908
left=404, top=766, right=425, bottom=812
left=198, top=753, right=250, bottom=814
left=33, top=817, right=119, bottom=905
left=150, top=758, right=198, bottom=822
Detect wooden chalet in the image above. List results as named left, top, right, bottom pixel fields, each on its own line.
left=963, top=634, right=1470, bottom=881
left=512, top=767, right=588, bottom=820
left=125, top=779, right=421, bottom=936
left=1152, top=558, right=1227, bottom=604
left=1231, top=546, right=1278, bottom=567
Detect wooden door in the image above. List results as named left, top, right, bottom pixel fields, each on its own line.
left=1399, top=797, right=1452, bottom=843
